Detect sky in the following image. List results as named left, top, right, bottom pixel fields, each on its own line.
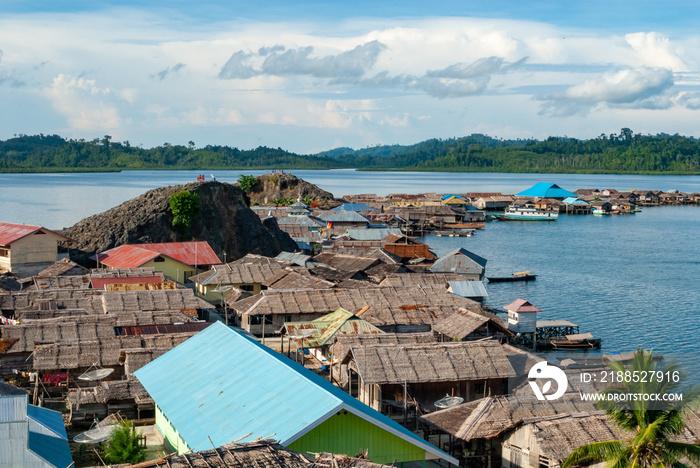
left=2, top=1, right=700, bottom=154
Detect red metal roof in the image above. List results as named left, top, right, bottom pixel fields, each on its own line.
left=96, top=245, right=160, bottom=269
left=96, top=242, right=221, bottom=269
left=503, top=298, right=542, bottom=313
left=91, top=275, right=164, bottom=290
left=0, top=222, right=69, bottom=246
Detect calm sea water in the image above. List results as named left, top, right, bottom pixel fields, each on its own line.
left=423, top=206, right=700, bottom=385
left=1, top=169, right=698, bottom=383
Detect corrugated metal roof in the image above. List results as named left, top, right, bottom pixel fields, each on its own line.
left=134, top=322, right=456, bottom=465
left=320, top=211, right=370, bottom=223
left=91, top=275, right=164, bottom=289
left=0, top=222, right=69, bottom=246
left=430, top=248, right=487, bottom=275
left=95, top=245, right=160, bottom=268
left=344, top=228, right=402, bottom=241
left=96, top=242, right=220, bottom=269
left=562, top=197, right=589, bottom=205
left=284, top=307, right=383, bottom=348
left=516, top=183, right=577, bottom=199
left=331, top=203, right=376, bottom=212
left=26, top=404, right=73, bottom=468
left=448, top=281, right=488, bottom=298
left=504, top=298, right=542, bottom=313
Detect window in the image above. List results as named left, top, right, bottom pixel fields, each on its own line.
left=239, top=284, right=255, bottom=292
left=153, top=256, right=165, bottom=263
left=0, top=248, right=8, bottom=257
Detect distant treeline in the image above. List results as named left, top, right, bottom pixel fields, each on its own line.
left=2, top=129, right=700, bottom=174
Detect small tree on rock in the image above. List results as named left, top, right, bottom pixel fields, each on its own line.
left=169, top=190, right=201, bottom=233
left=237, top=174, right=258, bottom=192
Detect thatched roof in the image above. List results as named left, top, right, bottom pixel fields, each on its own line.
left=35, top=259, right=90, bottom=277
left=66, top=378, right=152, bottom=406
left=312, top=253, right=380, bottom=273
left=189, top=261, right=284, bottom=285
left=351, top=340, right=516, bottom=385
left=0, top=317, right=115, bottom=353
left=262, top=268, right=335, bottom=290
left=332, top=332, right=436, bottom=365
left=320, top=247, right=402, bottom=264
left=15, top=308, right=89, bottom=321
left=420, top=393, right=597, bottom=441
left=432, top=308, right=511, bottom=340
left=0, top=289, right=106, bottom=314
left=137, top=439, right=395, bottom=468
left=378, top=273, right=467, bottom=288
left=229, top=285, right=476, bottom=327
left=33, top=275, right=91, bottom=290
left=119, top=348, right=171, bottom=378
left=33, top=332, right=196, bottom=370
left=101, top=289, right=213, bottom=313
left=147, top=439, right=313, bottom=468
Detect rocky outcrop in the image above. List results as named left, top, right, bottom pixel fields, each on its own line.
left=62, top=181, right=297, bottom=265
left=244, top=172, right=342, bottom=209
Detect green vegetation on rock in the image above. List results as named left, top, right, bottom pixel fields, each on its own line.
left=169, top=190, right=201, bottom=231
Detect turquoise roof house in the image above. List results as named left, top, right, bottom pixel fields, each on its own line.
left=135, top=322, right=458, bottom=466
left=516, top=183, right=577, bottom=199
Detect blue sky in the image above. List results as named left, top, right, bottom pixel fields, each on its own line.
left=2, top=1, right=700, bottom=153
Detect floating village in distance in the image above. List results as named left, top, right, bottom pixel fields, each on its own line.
left=1, top=174, right=699, bottom=468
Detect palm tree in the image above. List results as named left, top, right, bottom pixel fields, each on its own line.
left=563, top=349, right=700, bottom=468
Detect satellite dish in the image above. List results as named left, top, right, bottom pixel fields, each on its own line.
left=73, top=425, right=115, bottom=444
left=434, top=394, right=464, bottom=409
left=210, top=285, right=233, bottom=294
left=78, top=367, right=114, bottom=381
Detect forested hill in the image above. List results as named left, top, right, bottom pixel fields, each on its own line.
left=1, top=130, right=700, bottom=174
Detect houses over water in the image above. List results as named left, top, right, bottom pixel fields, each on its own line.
left=1, top=181, right=698, bottom=467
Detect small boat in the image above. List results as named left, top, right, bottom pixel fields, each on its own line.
left=549, top=333, right=602, bottom=350
left=487, top=271, right=536, bottom=283
left=592, top=208, right=610, bottom=215
left=436, top=229, right=473, bottom=237
left=436, top=222, right=485, bottom=230
left=494, top=207, right=558, bottom=221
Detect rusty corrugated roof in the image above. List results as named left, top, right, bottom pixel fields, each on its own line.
left=91, top=275, right=164, bottom=289
left=96, top=241, right=220, bottom=268
left=0, top=222, right=69, bottom=246
left=284, top=307, right=383, bottom=348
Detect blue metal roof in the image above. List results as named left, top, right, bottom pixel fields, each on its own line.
left=562, top=197, right=589, bottom=205
left=27, top=405, right=72, bottom=468
left=331, top=203, right=376, bottom=212
left=448, top=281, right=488, bottom=298
left=135, top=322, right=456, bottom=465
left=516, top=183, right=577, bottom=199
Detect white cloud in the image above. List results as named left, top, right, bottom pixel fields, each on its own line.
left=626, top=32, right=687, bottom=71
left=538, top=67, right=675, bottom=116
left=2, top=9, right=700, bottom=150
left=44, top=74, right=122, bottom=130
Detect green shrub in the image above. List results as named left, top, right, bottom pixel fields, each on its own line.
left=237, top=174, right=257, bottom=192
left=102, top=420, right=146, bottom=464
left=169, top=190, right=201, bottom=230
